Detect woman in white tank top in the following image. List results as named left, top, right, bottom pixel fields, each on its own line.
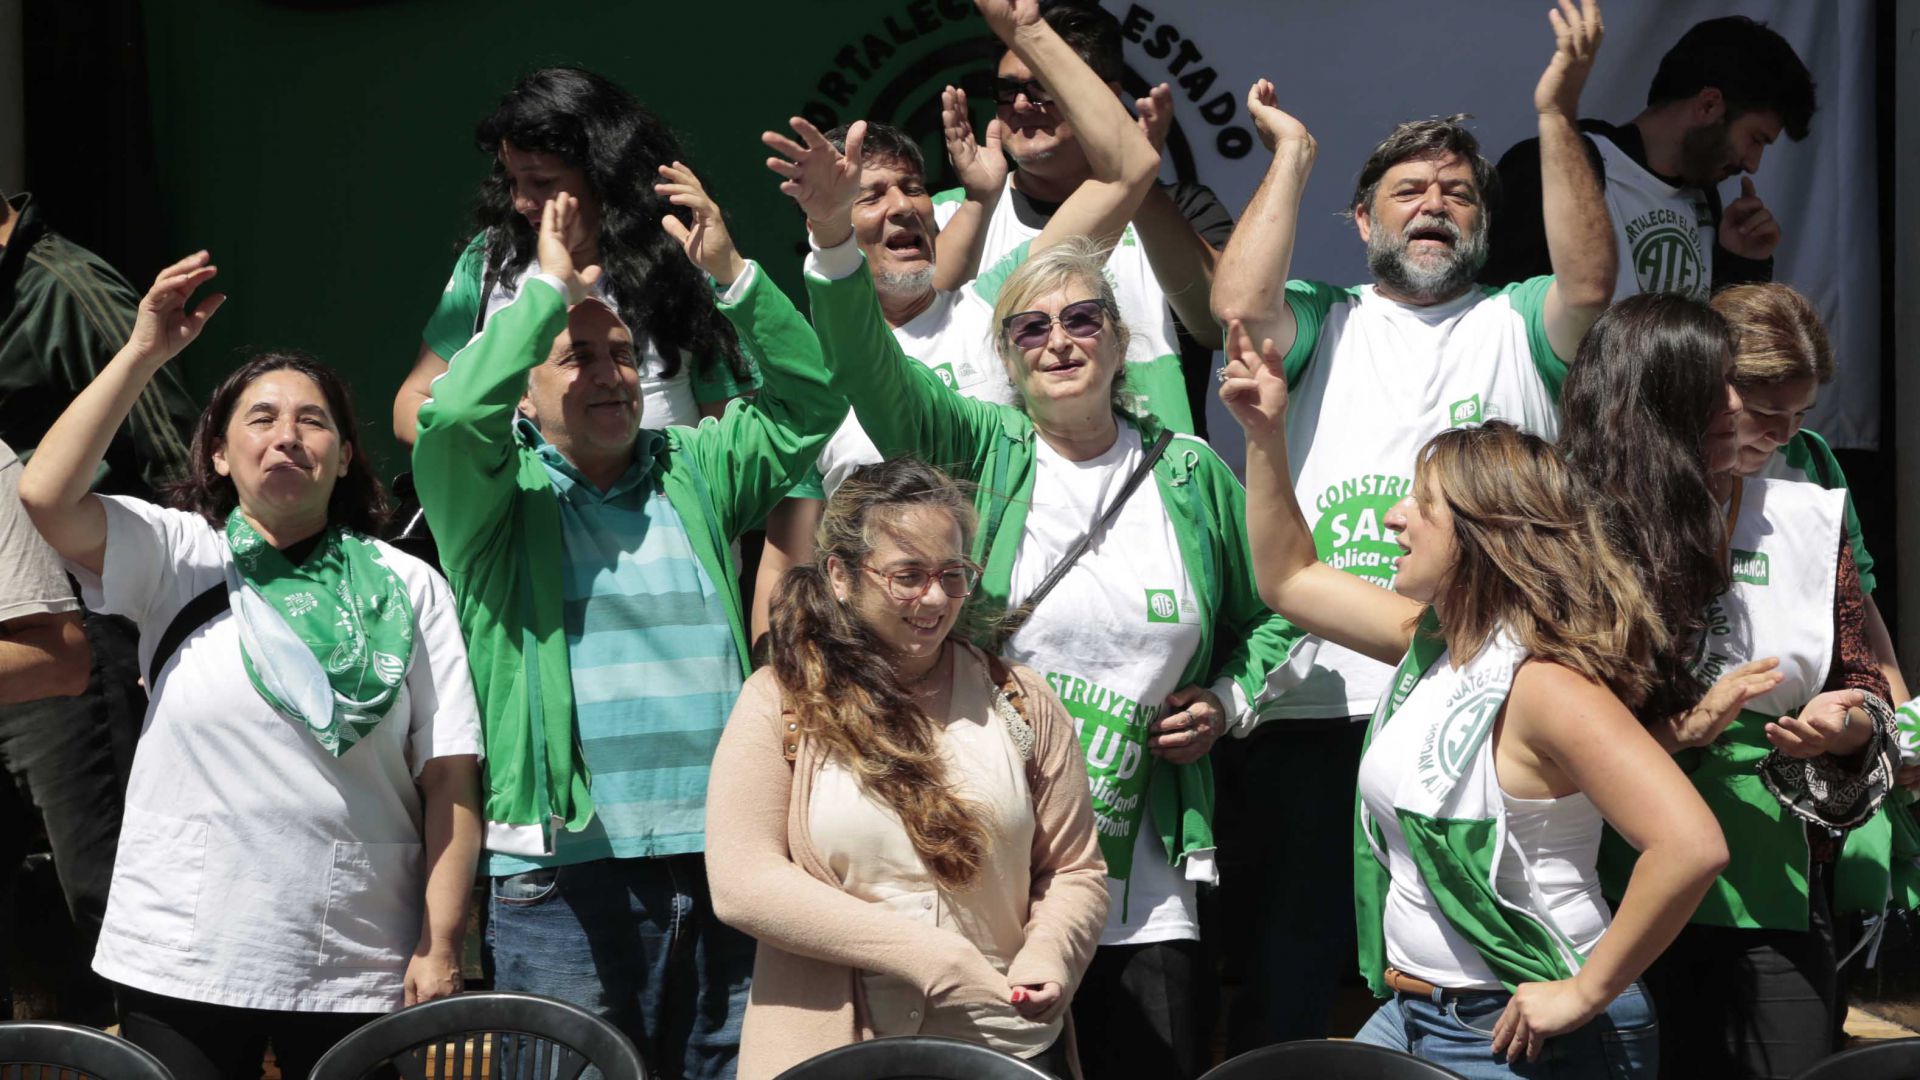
left=1219, top=319, right=1728, bottom=1079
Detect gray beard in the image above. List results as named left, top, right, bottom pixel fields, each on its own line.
left=1367, top=212, right=1488, bottom=304
left=876, top=265, right=936, bottom=296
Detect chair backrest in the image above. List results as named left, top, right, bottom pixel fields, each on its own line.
left=1791, top=1038, right=1920, bottom=1080
left=1199, top=1039, right=1470, bottom=1080
left=771, top=1036, right=1056, bottom=1080
left=0, top=1021, right=175, bottom=1080
left=306, top=992, right=646, bottom=1080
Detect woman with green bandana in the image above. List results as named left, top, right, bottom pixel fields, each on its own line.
left=765, top=7, right=1306, bottom=1075
left=1219, top=316, right=1728, bottom=1079
left=20, top=251, right=483, bottom=1080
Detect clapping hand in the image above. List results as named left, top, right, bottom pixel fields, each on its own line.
left=764, top=117, right=866, bottom=248
left=657, top=161, right=748, bottom=286
left=1135, top=83, right=1174, bottom=153
left=1246, top=79, right=1314, bottom=158
left=1766, top=688, right=1869, bottom=758
left=1217, top=318, right=1291, bottom=441
left=943, top=85, right=1008, bottom=201
left=1668, top=657, right=1784, bottom=749
left=122, top=251, right=226, bottom=368
left=1534, top=0, right=1604, bottom=119
left=536, top=193, right=603, bottom=305
left=1719, top=176, right=1782, bottom=260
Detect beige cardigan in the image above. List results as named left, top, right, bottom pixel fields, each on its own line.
left=706, top=645, right=1109, bottom=1079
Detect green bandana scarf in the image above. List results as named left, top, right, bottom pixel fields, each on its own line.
left=224, top=513, right=415, bottom=755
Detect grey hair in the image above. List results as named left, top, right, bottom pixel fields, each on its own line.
left=989, top=235, right=1135, bottom=415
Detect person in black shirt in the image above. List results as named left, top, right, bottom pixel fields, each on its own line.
left=1480, top=16, right=1815, bottom=299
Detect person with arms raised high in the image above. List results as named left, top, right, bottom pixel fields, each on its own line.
left=1206, top=0, right=1616, bottom=1049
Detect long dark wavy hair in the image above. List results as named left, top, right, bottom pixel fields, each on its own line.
left=166, top=350, right=390, bottom=536
left=470, top=67, right=746, bottom=384
left=768, top=458, right=989, bottom=891
left=1558, top=293, right=1734, bottom=723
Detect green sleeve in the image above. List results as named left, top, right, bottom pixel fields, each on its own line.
left=1489, top=274, right=1565, bottom=401
left=1790, top=429, right=1875, bottom=595
left=421, top=233, right=489, bottom=362
left=687, top=348, right=762, bottom=405
left=412, top=276, right=568, bottom=570
left=1198, top=452, right=1309, bottom=716
left=971, top=239, right=1033, bottom=309
left=1277, top=280, right=1347, bottom=387
left=691, top=264, right=849, bottom=541
left=809, top=256, right=1005, bottom=485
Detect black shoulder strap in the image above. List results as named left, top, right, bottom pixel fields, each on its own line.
left=147, top=583, right=227, bottom=688
left=997, top=428, right=1174, bottom=644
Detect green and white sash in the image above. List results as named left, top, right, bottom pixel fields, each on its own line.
left=1355, top=612, right=1585, bottom=995
left=224, top=513, right=415, bottom=756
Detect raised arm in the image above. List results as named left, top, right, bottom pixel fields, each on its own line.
left=1219, top=319, right=1421, bottom=664
left=658, top=161, right=847, bottom=539
left=19, top=251, right=226, bottom=575
left=987, top=0, right=1159, bottom=254
left=931, top=84, right=1007, bottom=291
left=1209, top=81, right=1314, bottom=357
left=1537, top=0, right=1616, bottom=361
left=1129, top=83, right=1223, bottom=349
left=413, top=196, right=599, bottom=566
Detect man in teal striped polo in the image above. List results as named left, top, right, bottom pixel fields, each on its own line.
left=413, top=188, right=844, bottom=1079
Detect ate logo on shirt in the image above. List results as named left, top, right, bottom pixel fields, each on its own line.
left=1623, top=205, right=1710, bottom=299
left=930, top=362, right=959, bottom=390
left=1449, top=394, right=1483, bottom=426
left=1144, top=588, right=1191, bottom=623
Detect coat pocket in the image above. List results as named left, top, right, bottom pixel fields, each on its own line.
left=317, top=841, right=423, bottom=968
left=103, top=810, right=209, bottom=951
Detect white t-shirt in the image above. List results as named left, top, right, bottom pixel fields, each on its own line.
left=484, top=262, right=701, bottom=429
left=1276, top=279, right=1563, bottom=720
left=73, top=496, right=483, bottom=1012
left=811, top=286, right=1016, bottom=496
left=1591, top=132, right=1717, bottom=302
left=1003, top=426, right=1204, bottom=946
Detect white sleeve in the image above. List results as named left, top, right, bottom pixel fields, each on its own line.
left=68, top=496, right=219, bottom=632
left=401, top=561, right=485, bottom=776
left=804, top=232, right=865, bottom=281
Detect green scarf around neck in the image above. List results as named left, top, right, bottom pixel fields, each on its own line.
left=224, top=512, right=415, bottom=755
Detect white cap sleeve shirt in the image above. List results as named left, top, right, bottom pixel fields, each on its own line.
left=1003, top=426, right=1206, bottom=946
left=69, top=495, right=482, bottom=1011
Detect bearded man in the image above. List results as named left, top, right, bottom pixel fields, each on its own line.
left=1481, top=15, right=1815, bottom=300
left=1206, top=0, right=1615, bottom=1052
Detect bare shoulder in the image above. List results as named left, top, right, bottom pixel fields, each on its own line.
left=1507, top=658, right=1638, bottom=741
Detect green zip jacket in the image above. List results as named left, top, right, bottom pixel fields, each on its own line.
left=804, top=255, right=1309, bottom=875
left=412, top=267, right=845, bottom=854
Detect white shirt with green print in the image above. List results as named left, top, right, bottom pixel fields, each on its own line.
left=1274, top=277, right=1566, bottom=721
left=936, top=177, right=1195, bottom=434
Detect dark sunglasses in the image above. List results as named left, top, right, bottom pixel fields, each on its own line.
left=1002, top=299, right=1112, bottom=349
left=991, top=76, right=1054, bottom=107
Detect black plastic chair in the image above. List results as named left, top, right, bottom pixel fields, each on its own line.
left=1200, top=1039, right=1470, bottom=1080
left=0, top=1021, right=174, bottom=1080
left=1791, top=1038, right=1920, bottom=1080
left=307, top=992, right=646, bottom=1080
left=772, top=1035, right=1055, bottom=1080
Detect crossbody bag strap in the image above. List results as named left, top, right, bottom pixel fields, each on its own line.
left=146, top=582, right=229, bottom=689
left=996, top=428, right=1174, bottom=646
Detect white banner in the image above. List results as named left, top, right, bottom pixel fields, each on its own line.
left=1102, top=0, right=1880, bottom=458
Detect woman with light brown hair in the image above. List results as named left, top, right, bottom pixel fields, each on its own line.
left=1219, top=320, right=1728, bottom=1079
left=704, top=457, right=1107, bottom=1080
left=1712, top=283, right=1908, bottom=708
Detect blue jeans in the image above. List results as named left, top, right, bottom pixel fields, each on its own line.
left=1354, top=981, right=1658, bottom=1079
left=486, top=853, right=754, bottom=1080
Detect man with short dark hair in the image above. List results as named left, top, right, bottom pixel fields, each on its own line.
left=934, top=0, right=1229, bottom=436
left=1481, top=15, right=1816, bottom=298
left=1209, top=2, right=1614, bottom=1052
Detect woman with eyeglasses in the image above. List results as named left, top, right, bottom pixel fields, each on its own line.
left=706, top=457, right=1107, bottom=1080
left=767, top=5, right=1309, bottom=1075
